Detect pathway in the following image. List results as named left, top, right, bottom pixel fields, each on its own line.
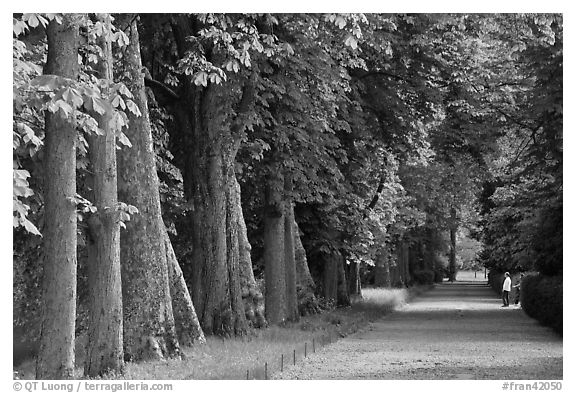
left=274, top=279, right=563, bottom=379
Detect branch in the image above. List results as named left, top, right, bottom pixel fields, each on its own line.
left=358, top=70, right=412, bottom=84
left=465, top=74, right=541, bottom=134
left=144, top=76, right=180, bottom=101
left=231, top=72, right=257, bottom=134
left=363, top=175, right=386, bottom=219
left=352, top=68, right=451, bottom=88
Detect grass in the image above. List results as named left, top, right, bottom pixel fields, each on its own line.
left=15, top=286, right=429, bottom=380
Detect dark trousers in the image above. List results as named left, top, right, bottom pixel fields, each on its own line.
left=502, top=290, right=510, bottom=306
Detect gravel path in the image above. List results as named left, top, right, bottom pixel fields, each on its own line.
left=274, top=281, right=563, bottom=380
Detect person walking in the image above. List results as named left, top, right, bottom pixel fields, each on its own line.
left=501, top=272, right=511, bottom=307
left=513, top=273, right=525, bottom=306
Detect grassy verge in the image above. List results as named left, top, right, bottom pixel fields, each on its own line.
left=15, top=285, right=431, bottom=380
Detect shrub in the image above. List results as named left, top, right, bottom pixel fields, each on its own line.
left=488, top=271, right=504, bottom=293
left=433, top=266, right=447, bottom=283
left=412, top=269, right=435, bottom=285
left=521, top=273, right=562, bottom=334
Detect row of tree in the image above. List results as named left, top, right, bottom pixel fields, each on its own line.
left=13, top=13, right=562, bottom=378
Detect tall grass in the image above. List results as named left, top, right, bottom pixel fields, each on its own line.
left=124, top=286, right=414, bottom=380
left=15, top=286, right=422, bottom=380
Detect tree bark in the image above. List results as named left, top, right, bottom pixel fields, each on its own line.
left=294, top=219, right=320, bottom=315
left=164, top=228, right=205, bottom=346
left=323, top=255, right=339, bottom=305
left=264, top=167, right=287, bottom=324
left=403, top=242, right=411, bottom=285
left=337, top=256, right=351, bottom=307
left=118, top=17, right=181, bottom=361
left=448, top=207, right=458, bottom=282
left=283, top=176, right=299, bottom=321
left=394, top=240, right=410, bottom=287
left=180, top=81, right=249, bottom=336
left=374, top=248, right=391, bottom=288
left=347, top=261, right=362, bottom=299
left=36, top=14, right=81, bottom=380
left=84, top=14, right=124, bottom=377
left=234, top=176, right=266, bottom=328
left=150, top=16, right=255, bottom=336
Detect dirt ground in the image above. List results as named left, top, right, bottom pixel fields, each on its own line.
left=274, top=276, right=563, bottom=380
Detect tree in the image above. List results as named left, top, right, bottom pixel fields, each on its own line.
left=117, top=15, right=204, bottom=361
left=137, top=14, right=275, bottom=336
left=84, top=13, right=123, bottom=377
left=35, top=13, right=81, bottom=380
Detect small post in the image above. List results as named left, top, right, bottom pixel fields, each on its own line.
left=293, top=349, right=296, bottom=365
left=281, top=354, right=284, bottom=372
left=265, top=362, right=268, bottom=380
left=313, top=338, right=315, bottom=353
left=246, top=369, right=249, bottom=380
left=305, top=342, right=307, bottom=357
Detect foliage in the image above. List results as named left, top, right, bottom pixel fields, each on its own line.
left=13, top=13, right=139, bottom=236
left=477, top=14, right=562, bottom=276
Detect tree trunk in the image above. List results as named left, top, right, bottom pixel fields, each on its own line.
left=36, top=14, right=81, bottom=380
left=283, top=177, right=298, bottom=321
left=118, top=18, right=180, bottom=361
left=347, top=261, right=362, bottom=299
left=337, top=256, right=351, bottom=307
left=294, top=219, right=320, bottom=315
left=224, top=164, right=250, bottom=335
left=264, top=168, right=286, bottom=324
left=181, top=83, right=249, bottom=336
left=168, top=16, right=251, bottom=336
left=374, top=247, right=392, bottom=288
left=394, top=240, right=410, bottom=287
left=84, top=14, right=124, bottom=377
left=234, top=176, right=266, bottom=328
left=323, top=255, right=339, bottom=305
left=164, top=228, right=205, bottom=346
left=448, top=207, right=458, bottom=282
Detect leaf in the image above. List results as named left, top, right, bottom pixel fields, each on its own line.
left=31, top=75, right=64, bottom=91
left=22, top=218, right=42, bottom=236
left=117, top=83, right=133, bottom=98
left=22, top=14, right=40, bottom=28
left=91, top=96, right=108, bottom=115
left=13, top=19, right=28, bottom=36
left=49, top=99, right=74, bottom=118
left=209, top=73, right=222, bottom=84
left=62, top=87, right=84, bottom=108
left=335, top=15, right=347, bottom=29
left=117, top=131, right=132, bottom=147
left=193, top=72, right=208, bottom=87
left=111, top=94, right=126, bottom=110
left=119, top=211, right=131, bottom=222
left=126, top=100, right=142, bottom=117
left=44, top=14, right=62, bottom=24
left=344, top=35, right=358, bottom=50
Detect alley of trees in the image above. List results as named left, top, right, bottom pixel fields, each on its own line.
left=13, top=13, right=562, bottom=378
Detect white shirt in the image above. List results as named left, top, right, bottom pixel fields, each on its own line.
left=503, top=276, right=511, bottom=291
